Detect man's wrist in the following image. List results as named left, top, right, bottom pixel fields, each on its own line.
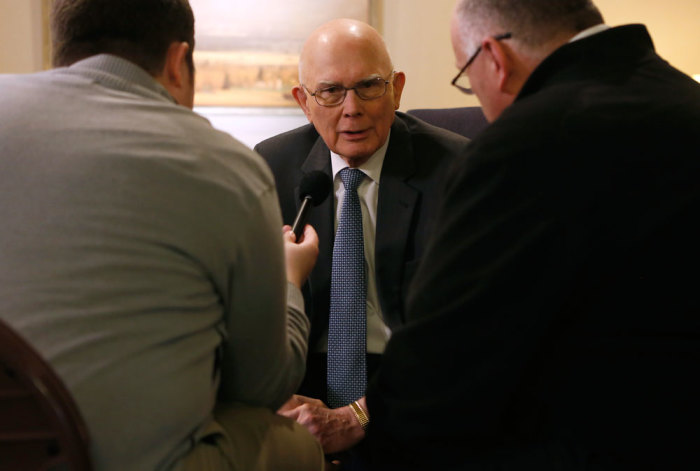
left=349, top=400, right=369, bottom=430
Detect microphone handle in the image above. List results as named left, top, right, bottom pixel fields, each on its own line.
left=291, top=196, right=313, bottom=241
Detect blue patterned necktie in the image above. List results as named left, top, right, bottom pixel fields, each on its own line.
left=327, top=167, right=367, bottom=408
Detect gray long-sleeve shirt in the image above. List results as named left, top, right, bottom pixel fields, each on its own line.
left=0, top=55, right=309, bottom=470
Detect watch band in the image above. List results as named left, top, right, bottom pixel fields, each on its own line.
left=349, top=400, right=369, bottom=430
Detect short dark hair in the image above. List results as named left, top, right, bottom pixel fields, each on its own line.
left=51, top=0, right=195, bottom=76
left=456, top=0, right=604, bottom=48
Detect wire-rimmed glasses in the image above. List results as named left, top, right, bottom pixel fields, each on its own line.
left=451, top=33, right=512, bottom=95
left=303, top=71, right=395, bottom=106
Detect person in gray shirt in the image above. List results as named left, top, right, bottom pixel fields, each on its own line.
left=0, top=1, right=323, bottom=470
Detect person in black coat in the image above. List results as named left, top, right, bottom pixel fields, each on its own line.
left=254, top=18, right=470, bottom=465
left=365, top=1, right=700, bottom=469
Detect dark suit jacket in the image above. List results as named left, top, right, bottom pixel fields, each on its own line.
left=366, top=25, right=700, bottom=470
left=255, top=112, right=470, bottom=354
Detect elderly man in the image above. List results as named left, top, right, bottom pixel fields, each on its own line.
left=0, top=1, right=322, bottom=470
left=254, top=18, right=469, bottom=462
left=366, top=0, right=700, bottom=469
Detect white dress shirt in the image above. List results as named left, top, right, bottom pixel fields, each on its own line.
left=569, top=23, right=610, bottom=43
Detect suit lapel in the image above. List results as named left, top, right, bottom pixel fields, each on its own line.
left=299, top=137, right=334, bottom=332
left=375, top=117, right=419, bottom=327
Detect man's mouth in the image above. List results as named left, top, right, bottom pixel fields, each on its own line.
left=340, top=129, right=369, bottom=139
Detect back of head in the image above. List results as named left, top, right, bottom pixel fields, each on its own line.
left=51, top=0, right=195, bottom=76
left=455, top=0, right=604, bottom=49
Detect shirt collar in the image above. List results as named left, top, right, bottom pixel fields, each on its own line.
left=330, top=130, right=391, bottom=184
left=65, top=54, right=176, bottom=104
left=569, top=24, right=610, bottom=43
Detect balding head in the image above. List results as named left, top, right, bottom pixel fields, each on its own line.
left=452, top=0, right=603, bottom=56
left=450, top=0, right=603, bottom=121
left=291, top=19, right=405, bottom=167
left=299, top=19, right=393, bottom=84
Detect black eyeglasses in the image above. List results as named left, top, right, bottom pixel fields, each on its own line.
left=303, top=72, right=395, bottom=107
left=451, top=32, right=512, bottom=95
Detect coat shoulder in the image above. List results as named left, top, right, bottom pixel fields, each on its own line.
left=254, top=123, right=318, bottom=164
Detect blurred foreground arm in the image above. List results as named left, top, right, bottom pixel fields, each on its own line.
left=219, top=192, right=318, bottom=411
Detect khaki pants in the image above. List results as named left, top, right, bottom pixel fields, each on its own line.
left=180, top=403, right=324, bottom=471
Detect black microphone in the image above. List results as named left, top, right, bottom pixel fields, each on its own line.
left=292, top=170, right=332, bottom=241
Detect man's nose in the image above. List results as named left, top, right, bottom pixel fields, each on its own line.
left=342, top=89, right=363, bottom=116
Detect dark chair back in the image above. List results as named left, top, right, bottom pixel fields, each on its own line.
left=407, top=106, right=489, bottom=139
left=0, top=319, right=92, bottom=471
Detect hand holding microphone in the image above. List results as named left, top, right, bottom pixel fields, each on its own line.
left=283, top=171, right=332, bottom=288
left=283, top=224, right=319, bottom=289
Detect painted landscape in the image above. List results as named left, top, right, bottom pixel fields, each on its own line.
left=190, top=0, right=370, bottom=107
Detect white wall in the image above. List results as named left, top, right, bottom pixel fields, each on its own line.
left=0, top=0, right=44, bottom=73
left=381, top=0, right=480, bottom=109
left=195, top=107, right=308, bottom=150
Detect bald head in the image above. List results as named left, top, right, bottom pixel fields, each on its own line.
left=299, top=19, right=393, bottom=85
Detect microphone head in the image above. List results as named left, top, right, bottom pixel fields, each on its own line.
left=299, top=170, right=332, bottom=207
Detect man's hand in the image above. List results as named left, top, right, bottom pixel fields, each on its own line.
left=278, top=394, right=365, bottom=454
left=283, top=225, right=319, bottom=289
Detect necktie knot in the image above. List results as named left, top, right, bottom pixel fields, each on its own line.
left=340, top=168, right=364, bottom=193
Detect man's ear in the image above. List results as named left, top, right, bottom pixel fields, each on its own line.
left=163, top=41, right=190, bottom=88
left=483, top=38, right=530, bottom=97
left=156, top=41, right=193, bottom=107
left=482, top=38, right=512, bottom=94
left=391, top=71, right=406, bottom=110
left=292, top=85, right=313, bottom=123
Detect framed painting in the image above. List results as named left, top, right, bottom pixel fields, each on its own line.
left=41, top=0, right=380, bottom=108
left=190, top=0, right=380, bottom=107
left=41, top=0, right=53, bottom=69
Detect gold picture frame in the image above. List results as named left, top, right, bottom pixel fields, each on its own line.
left=41, top=0, right=53, bottom=69
left=191, top=0, right=381, bottom=107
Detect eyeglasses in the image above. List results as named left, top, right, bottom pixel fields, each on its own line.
left=451, top=32, right=512, bottom=95
left=302, top=72, right=395, bottom=107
